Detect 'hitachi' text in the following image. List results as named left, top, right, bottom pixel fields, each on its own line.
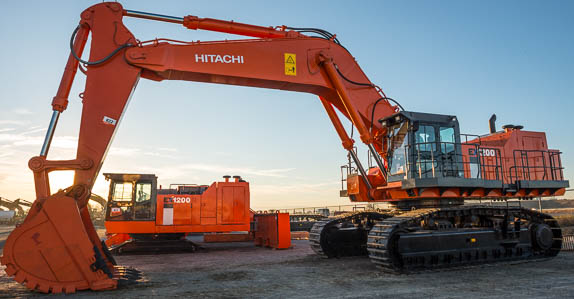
left=195, top=54, right=244, bottom=64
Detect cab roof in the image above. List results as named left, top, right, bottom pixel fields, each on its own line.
left=379, top=111, right=458, bottom=127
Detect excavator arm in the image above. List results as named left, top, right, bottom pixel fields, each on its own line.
left=2, top=2, right=397, bottom=293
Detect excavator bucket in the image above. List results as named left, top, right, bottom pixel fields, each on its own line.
left=1, top=191, right=141, bottom=294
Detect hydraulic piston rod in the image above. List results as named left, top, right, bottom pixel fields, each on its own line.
left=124, top=10, right=183, bottom=24
left=124, top=9, right=297, bottom=39
left=40, top=111, right=60, bottom=157
left=319, top=98, right=373, bottom=191
left=368, top=144, right=387, bottom=178
left=348, top=149, right=373, bottom=190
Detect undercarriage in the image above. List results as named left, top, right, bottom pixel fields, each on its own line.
left=310, top=205, right=562, bottom=273
left=108, top=233, right=198, bottom=255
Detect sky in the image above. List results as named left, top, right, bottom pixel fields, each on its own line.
left=0, top=0, right=573, bottom=210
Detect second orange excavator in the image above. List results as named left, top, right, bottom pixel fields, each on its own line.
left=102, top=173, right=273, bottom=254
left=1, top=2, right=569, bottom=294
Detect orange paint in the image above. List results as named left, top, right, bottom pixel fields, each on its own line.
left=105, top=175, right=250, bottom=235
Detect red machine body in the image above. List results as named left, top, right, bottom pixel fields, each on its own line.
left=103, top=173, right=289, bottom=252
left=344, top=112, right=566, bottom=206
left=466, top=128, right=563, bottom=186
left=104, top=174, right=250, bottom=237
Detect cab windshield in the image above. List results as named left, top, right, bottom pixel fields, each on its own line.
left=387, top=121, right=409, bottom=178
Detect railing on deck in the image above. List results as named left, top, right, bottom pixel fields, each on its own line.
left=403, top=141, right=503, bottom=181
left=509, top=149, right=565, bottom=183
left=338, top=136, right=565, bottom=193
left=276, top=203, right=392, bottom=215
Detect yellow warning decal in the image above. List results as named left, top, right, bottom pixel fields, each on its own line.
left=284, top=53, right=296, bottom=76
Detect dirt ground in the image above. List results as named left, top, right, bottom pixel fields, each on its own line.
left=1, top=226, right=574, bottom=299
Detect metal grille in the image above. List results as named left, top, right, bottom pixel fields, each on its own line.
left=563, top=235, right=574, bottom=251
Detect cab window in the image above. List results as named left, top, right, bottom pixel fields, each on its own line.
left=136, top=183, right=152, bottom=202
left=112, top=182, right=133, bottom=202
left=415, top=125, right=436, bottom=150
left=388, top=121, right=409, bottom=177
left=134, top=182, right=154, bottom=220
left=439, top=126, right=455, bottom=154
left=414, top=125, right=437, bottom=177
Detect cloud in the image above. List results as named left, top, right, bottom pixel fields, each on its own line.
left=20, top=128, right=46, bottom=135
left=0, top=133, right=28, bottom=142
left=123, top=162, right=297, bottom=183
left=106, top=147, right=178, bottom=159
left=10, top=135, right=77, bottom=149
left=0, top=120, right=28, bottom=126
left=108, top=147, right=141, bottom=156
left=253, top=181, right=339, bottom=195
left=178, top=163, right=295, bottom=178
left=0, top=128, right=15, bottom=133
left=0, top=152, right=12, bottom=159
left=12, top=108, right=34, bottom=115
left=214, top=151, right=232, bottom=157
left=0, top=132, right=77, bottom=149
left=0, top=151, right=19, bottom=166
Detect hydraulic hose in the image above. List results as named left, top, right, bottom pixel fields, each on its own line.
left=69, top=25, right=134, bottom=65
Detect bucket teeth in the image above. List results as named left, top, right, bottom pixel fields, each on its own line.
left=2, top=248, right=143, bottom=294
left=114, top=266, right=144, bottom=287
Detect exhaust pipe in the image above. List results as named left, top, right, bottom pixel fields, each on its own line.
left=489, top=114, right=497, bottom=134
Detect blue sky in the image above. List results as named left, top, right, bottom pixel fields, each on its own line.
left=0, top=1, right=572, bottom=209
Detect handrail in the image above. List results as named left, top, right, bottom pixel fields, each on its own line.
left=509, top=149, right=564, bottom=184
left=403, top=141, right=502, bottom=181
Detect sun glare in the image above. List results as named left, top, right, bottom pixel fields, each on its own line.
left=48, top=171, right=75, bottom=194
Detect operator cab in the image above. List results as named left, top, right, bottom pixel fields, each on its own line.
left=380, top=111, right=463, bottom=183
left=104, top=173, right=157, bottom=221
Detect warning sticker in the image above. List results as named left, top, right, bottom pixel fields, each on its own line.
left=284, top=53, right=296, bottom=76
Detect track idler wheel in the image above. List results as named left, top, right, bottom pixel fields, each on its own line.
left=0, top=192, right=131, bottom=293
left=532, top=223, right=554, bottom=251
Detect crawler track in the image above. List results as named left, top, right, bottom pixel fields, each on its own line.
left=367, top=206, right=562, bottom=273
left=310, top=211, right=392, bottom=258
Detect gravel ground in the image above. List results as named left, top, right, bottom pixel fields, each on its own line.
left=1, top=231, right=574, bottom=298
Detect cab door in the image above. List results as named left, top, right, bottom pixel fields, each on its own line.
left=105, top=174, right=157, bottom=222
left=106, top=181, right=135, bottom=221
left=411, top=124, right=438, bottom=178
left=134, top=181, right=155, bottom=220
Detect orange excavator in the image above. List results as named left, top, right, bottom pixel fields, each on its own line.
left=100, top=172, right=290, bottom=254
left=1, top=2, right=569, bottom=293
left=103, top=173, right=251, bottom=254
